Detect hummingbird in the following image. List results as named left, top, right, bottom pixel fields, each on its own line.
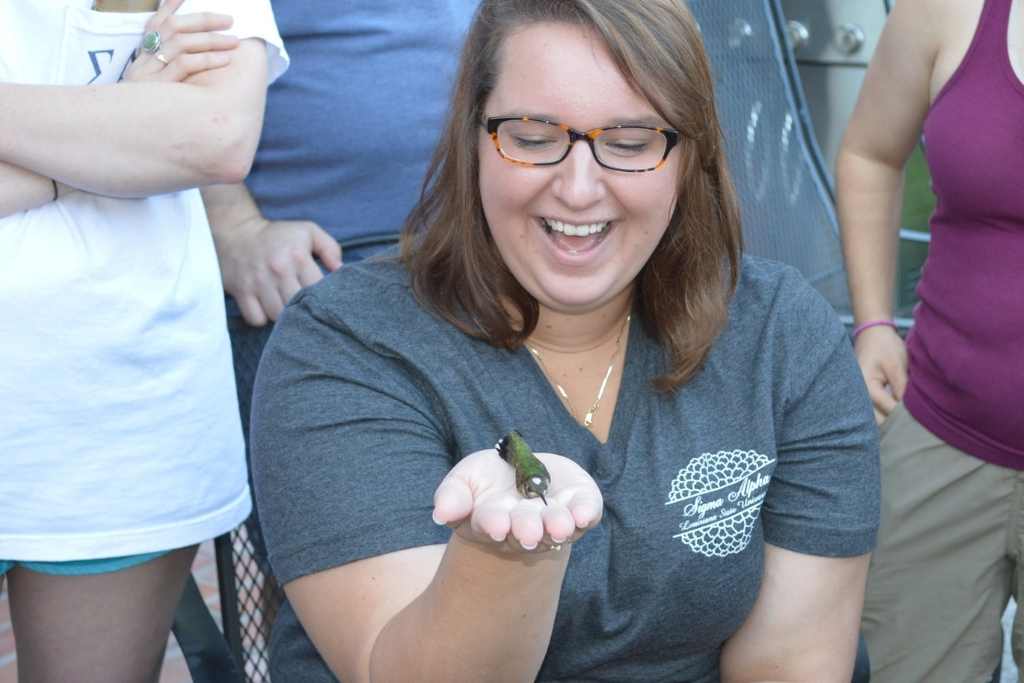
left=497, top=430, right=550, bottom=505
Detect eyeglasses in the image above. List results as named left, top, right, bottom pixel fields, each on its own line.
left=485, top=116, right=680, bottom=173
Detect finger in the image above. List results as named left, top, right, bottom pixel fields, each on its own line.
left=541, top=505, right=576, bottom=544
left=160, top=31, right=240, bottom=59
left=123, top=48, right=168, bottom=80
left=471, top=502, right=512, bottom=543
left=566, top=490, right=603, bottom=530
left=310, top=228, right=342, bottom=272
left=433, top=478, right=474, bottom=526
left=509, top=504, right=545, bottom=550
left=236, top=295, right=268, bottom=328
left=297, top=258, right=325, bottom=289
left=276, top=273, right=304, bottom=307
left=146, top=0, right=186, bottom=33
left=867, top=381, right=898, bottom=418
left=874, top=408, right=886, bottom=426
left=153, top=52, right=232, bottom=82
left=256, top=283, right=286, bottom=323
left=160, top=12, right=234, bottom=37
left=886, top=363, right=908, bottom=402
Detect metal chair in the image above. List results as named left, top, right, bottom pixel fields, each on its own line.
left=172, top=574, right=244, bottom=683
left=690, top=0, right=852, bottom=322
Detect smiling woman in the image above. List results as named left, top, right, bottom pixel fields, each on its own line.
left=406, top=0, right=742, bottom=392
left=249, top=2, right=881, bottom=682
left=478, top=20, right=682, bottom=328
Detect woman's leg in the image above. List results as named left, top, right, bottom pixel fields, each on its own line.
left=1009, top=484, right=1024, bottom=676
left=7, top=545, right=198, bottom=683
left=862, top=403, right=1014, bottom=682
left=0, top=572, right=6, bottom=628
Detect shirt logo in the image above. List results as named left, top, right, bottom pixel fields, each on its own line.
left=665, top=449, right=775, bottom=557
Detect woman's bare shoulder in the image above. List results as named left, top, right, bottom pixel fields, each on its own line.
left=909, top=0, right=986, bottom=43
left=918, top=0, right=987, bottom=99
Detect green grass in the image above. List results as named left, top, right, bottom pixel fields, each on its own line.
left=901, top=144, right=936, bottom=232
left=895, top=144, right=936, bottom=316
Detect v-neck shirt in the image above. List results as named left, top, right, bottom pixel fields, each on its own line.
left=251, top=254, right=879, bottom=682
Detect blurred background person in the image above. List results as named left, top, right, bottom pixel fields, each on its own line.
left=203, top=0, right=479, bottom=330
left=200, top=0, right=479, bottom=609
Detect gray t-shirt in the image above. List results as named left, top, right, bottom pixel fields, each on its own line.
left=251, top=255, right=879, bottom=682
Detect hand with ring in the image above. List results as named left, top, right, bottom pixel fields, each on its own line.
left=432, top=448, right=604, bottom=556
left=122, top=0, right=239, bottom=83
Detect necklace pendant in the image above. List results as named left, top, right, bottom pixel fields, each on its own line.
left=527, top=312, right=629, bottom=433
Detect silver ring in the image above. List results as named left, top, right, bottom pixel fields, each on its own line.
left=155, top=53, right=169, bottom=65
left=549, top=544, right=562, bottom=552
left=141, top=30, right=161, bottom=55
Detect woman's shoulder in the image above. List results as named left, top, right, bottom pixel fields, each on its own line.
left=884, top=0, right=984, bottom=59
left=733, top=255, right=817, bottom=307
left=730, top=255, right=846, bottom=338
left=887, top=0, right=982, bottom=27
left=283, top=256, right=451, bottom=347
left=308, top=254, right=409, bottom=300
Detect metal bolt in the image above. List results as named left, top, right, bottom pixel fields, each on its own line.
left=728, top=18, right=753, bottom=48
left=787, top=20, right=810, bottom=51
left=835, top=23, right=865, bottom=55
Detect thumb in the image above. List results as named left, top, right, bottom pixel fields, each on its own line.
left=309, top=225, right=342, bottom=271
left=886, top=360, right=909, bottom=402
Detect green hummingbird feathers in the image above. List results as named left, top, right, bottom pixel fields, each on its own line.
left=498, top=430, right=551, bottom=505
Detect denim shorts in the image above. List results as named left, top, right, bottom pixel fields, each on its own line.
left=0, top=550, right=167, bottom=577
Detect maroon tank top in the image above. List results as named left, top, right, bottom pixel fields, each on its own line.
left=904, top=0, right=1024, bottom=466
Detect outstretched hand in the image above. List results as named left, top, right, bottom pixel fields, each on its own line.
left=853, top=325, right=908, bottom=424
left=433, top=448, right=603, bottom=554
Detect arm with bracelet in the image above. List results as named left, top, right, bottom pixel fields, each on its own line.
left=836, top=0, right=939, bottom=423
left=0, top=163, right=61, bottom=218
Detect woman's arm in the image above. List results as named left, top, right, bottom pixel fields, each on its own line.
left=0, top=11, right=268, bottom=198
left=284, top=449, right=603, bottom=683
left=836, top=0, right=942, bottom=420
left=719, top=271, right=881, bottom=680
left=249, top=288, right=602, bottom=682
left=0, top=16, right=243, bottom=218
left=719, top=545, right=870, bottom=682
left=289, top=538, right=569, bottom=683
left=0, top=162, right=56, bottom=217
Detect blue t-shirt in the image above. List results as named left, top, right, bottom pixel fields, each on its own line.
left=245, top=1, right=478, bottom=246
left=251, top=255, right=880, bottom=682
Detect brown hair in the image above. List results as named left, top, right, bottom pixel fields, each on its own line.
left=401, top=0, right=742, bottom=391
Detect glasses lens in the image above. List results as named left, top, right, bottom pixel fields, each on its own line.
left=495, top=119, right=569, bottom=164
left=594, top=127, right=668, bottom=171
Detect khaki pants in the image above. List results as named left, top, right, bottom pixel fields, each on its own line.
left=862, top=402, right=1024, bottom=682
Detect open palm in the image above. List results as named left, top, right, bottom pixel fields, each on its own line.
left=433, top=448, right=603, bottom=554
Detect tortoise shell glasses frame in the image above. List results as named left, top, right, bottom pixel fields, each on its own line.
left=484, top=116, right=680, bottom=173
